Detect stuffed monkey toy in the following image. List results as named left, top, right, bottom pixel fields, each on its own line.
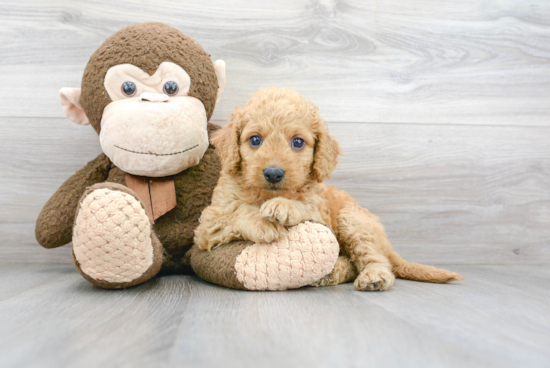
left=36, top=22, right=226, bottom=288
left=36, top=22, right=338, bottom=290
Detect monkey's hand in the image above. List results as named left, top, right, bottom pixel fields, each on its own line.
left=35, top=153, right=111, bottom=249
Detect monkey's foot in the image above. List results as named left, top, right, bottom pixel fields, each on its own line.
left=72, top=183, right=163, bottom=288
left=191, top=222, right=340, bottom=291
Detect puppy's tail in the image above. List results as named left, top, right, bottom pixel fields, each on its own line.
left=388, top=251, right=464, bottom=283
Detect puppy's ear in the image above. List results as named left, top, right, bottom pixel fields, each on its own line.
left=211, top=107, right=242, bottom=175
left=311, top=104, right=341, bottom=182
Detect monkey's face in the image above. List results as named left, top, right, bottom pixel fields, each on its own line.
left=99, top=62, right=209, bottom=177
left=59, top=23, right=226, bottom=177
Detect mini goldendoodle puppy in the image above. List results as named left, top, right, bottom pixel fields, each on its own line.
left=194, top=87, right=464, bottom=291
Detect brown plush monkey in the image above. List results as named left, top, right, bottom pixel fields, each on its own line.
left=35, top=22, right=227, bottom=288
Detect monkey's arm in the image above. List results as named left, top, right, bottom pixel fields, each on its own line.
left=35, top=153, right=111, bottom=248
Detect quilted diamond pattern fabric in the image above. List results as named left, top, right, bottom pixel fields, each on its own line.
left=73, top=188, right=154, bottom=283
left=234, top=222, right=339, bottom=290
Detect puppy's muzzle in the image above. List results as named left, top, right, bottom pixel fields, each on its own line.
left=264, top=166, right=285, bottom=184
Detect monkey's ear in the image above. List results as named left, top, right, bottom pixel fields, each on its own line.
left=213, top=60, right=226, bottom=103
left=59, top=88, right=90, bottom=126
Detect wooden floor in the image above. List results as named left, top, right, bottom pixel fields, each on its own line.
left=0, top=263, right=548, bottom=368
left=1, top=2, right=549, bottom=367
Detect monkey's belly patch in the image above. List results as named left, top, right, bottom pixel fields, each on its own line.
left=234, top=222, right=340, bottom=291
left=73, top=188, right=154, bottom=284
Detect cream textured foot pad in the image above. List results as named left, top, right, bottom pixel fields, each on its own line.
left=234, top=222, right=340, bottom=291
left=73, top=187, right=154, bottom=284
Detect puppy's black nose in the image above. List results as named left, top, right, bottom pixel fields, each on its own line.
left=264, top=167, right=285, bottom=184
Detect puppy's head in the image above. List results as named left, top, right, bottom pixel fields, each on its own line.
left=212, top=87, right=341, bottom=193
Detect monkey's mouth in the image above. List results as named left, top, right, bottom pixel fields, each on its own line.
left=114, top=144, right=198, bottom=157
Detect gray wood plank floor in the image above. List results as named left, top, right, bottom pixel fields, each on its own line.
left=0, top=263, right=548, bottom=368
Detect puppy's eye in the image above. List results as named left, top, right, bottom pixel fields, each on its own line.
left=163, top=81, right=179, bottom=96
left=121, top=81, right=136, bottom=97
left=291, top=137, right=305, bottom=150
left=249, top=136, right=262, bottom=147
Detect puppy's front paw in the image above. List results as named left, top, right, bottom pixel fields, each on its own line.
left=246, top=219, right=287, bottom=243
left=260, top=197, right=301, bottom=226
left=354, top=268, right=395, bottom=291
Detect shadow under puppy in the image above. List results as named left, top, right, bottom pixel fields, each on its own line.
left=194, top=87, right=464, bottom=291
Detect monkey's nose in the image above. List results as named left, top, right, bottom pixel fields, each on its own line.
left=263, top=166, right=285, bottom=184
left=140, top=92, right=169, bottom=102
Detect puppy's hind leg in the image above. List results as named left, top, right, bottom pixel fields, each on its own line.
left=337, top=205, right=395, bottom=291
left=309, top=255, right=358, bottom=287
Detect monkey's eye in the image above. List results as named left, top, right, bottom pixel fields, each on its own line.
left=121, top=81, right=137, bottom=97
left=291, top=137, right=305, bottom=150
left=163, top=81, right=179, bottom=96
left=249, top=136, right=262, bottom=148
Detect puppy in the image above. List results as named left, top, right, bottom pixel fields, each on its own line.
left=194, top=87, right=463, bottom=291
